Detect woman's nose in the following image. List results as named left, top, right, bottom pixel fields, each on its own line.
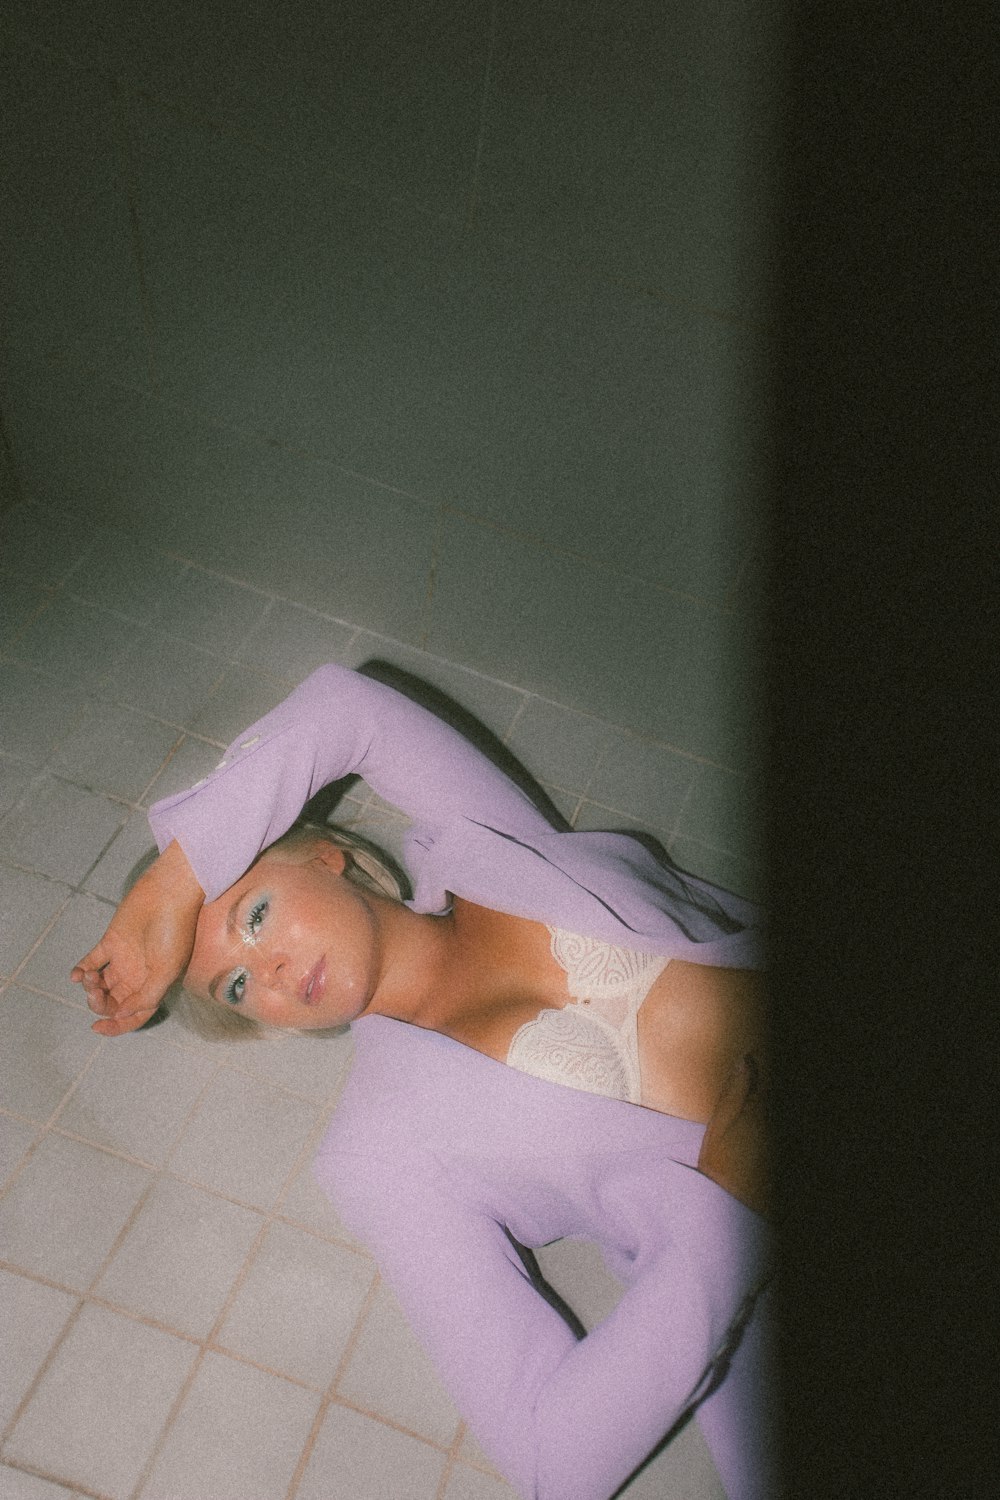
left=258, top=949, right=292, bottom=991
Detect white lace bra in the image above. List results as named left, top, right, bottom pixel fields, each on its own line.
left=504, top=927, right=669, bottom=1104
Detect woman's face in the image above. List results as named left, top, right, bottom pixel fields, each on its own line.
left=184, top=842, right=381, bottom=1030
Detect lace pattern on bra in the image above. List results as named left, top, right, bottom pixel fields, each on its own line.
left=504, top=927, right=668, bottom=1104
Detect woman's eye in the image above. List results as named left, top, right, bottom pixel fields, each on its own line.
left=246, top=899, right=268, bottom=937
left=225, top=970, right=248, bottom=1006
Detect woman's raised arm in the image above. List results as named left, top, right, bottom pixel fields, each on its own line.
left=73, top=664, right=550, bottom=1033
left=147, top=663, right=550, bottom=903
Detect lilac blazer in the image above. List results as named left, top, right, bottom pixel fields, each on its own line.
left=150, top=665, right=775, bottom=1500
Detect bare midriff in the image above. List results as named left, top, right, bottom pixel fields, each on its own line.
left=442, top=899, right=767, bottom=1123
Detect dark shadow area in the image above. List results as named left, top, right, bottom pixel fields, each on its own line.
left=771, top=7, right=996, bottom=1496
left=357, top=658, right=576, bottom=831
left=356, top=658, right=707, bottom=881
left=300, top=772, right=365, bottom=827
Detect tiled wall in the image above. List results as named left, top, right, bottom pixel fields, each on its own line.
left=1, top=3, right=773, bottom=1497
left=1, top=0, right=774, bottom=892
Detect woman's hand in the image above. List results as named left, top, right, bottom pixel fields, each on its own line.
left=697, top=1054, right=772, bottom=1218
left=71, top=841, right=205, bottom=1036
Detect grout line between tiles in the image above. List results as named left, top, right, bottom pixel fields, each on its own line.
left=0, top=1288, right=87, bottom=1453
left=433, top=1416, right=470, bottom=1500
left=325, top=1388, right=458, bottom=1456
left=109, top=81, right=160, bottom=394
left=124, top=1126, right=300, bottom=1499
left=40, top=1040, right=111, bottom=1136
left=122, top=1104, right=357, bottom=1498
left=3, top=520, right=751, bottom=774
left=5, top=885, right=77, bottom=981
left=283, top=1387, right=333, bottom=1500
left=123, top=1337, right=205, bottom=1500
left=669, top=762, right=704, bottom=843
left=463, top=0, right=499, bottom=234
left=417, top=505, right=446, bottom=652
left=440, top=502, right=732, bottom=612
left=327, top=1270, right=382, bottom=1402
left=0, top=1459, right=109, bottom=1500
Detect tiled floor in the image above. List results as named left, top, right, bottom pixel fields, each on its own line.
left=1, top=507, right=733, bottom=1499
left=1, top=1, right=771, bottom=1494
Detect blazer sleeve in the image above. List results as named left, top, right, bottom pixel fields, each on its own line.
left=148, top=663, right=552, bottom=901
left=318, top=1147, right=772, bottom=1500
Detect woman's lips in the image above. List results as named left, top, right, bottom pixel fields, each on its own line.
left=302, top=959, right=326, bottom=1006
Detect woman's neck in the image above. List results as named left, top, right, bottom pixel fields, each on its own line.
left=360, top=897, right=463, bottom=1030
left=363, top=896, right=562, bottom=1034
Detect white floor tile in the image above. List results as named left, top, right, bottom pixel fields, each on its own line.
left=157, top=568, right=271, bottom=660
left=536, top=781, right=579, bottom=827
left=573, top=798, right=674, bottom=854
left=215, top=1220, right=376, bottom=1387
left=337, top=1281, right=462, bottom=1447
left=10, top=596, right=134, bottom=693
left=0, top=755, right=34, bottom=819
left=18, top=891, right=118, bottom=1006
left=56, top=1031, right=216, bottom=1164
left=0, top=868, right=69, bottom=977
left=296, top=1402, right=446, bottom=1500
left=667, top=835, right=761, bottom=904
left=503, top=697, right=613, bottom=797
left=139, top=733, right=223, bottom=804
left=99, top=629, right=226, bottom=727
left=138, top=1351, right=320, bottom=1500
left=0, top=988, right=102, bottom=1121
left=0, top=1133, right=151, bottom=1289
left=586, top=728, right=699, bottom=831
left=234, top=600, right=357, bottom=683
left=167, top=1067, right=318, bottom=1208
left=0, top=1466, right=82, bottom=1500
left=4, top=1303, right=196, bottom=1499
left=443, top=1460, right=519, bottom=1499
left=221, top=1024, right=354, bottom=1103
left=0, top=1112, right=38, bottom=1187
left=615, top=1417, right=726, bottom=1500
left=68, top=527, right=190, bottom=626
left=0, top=664, right=86, bottom=764
left=186, top=665, right=284, bottom=744
left=94, top=1176, right=263, bottom=1339
left=533, top=1236, right=624, bottom=1333
left=279, top=1146, right=371, bottom=1249
left=457, top=1425, right=503, bottom=1475
left=0, top=503, right=91, bottom=589
left=0, top=577, right=49, bottom=652
left=49, top=703, right=180, bottom=802
left=0, top=1268, right=78, bottom=1430
left=675, top=760, right=765, bottom=866
left=81, top=810, right=160, bottom=903
left=0, top=777, right=126, bottom=886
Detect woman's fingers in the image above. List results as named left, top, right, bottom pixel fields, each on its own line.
left=90, top=1007, right=157, bottom=1037
left=71, top=934, right=114, bottom=978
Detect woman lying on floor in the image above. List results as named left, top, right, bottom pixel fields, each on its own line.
left=73, top=663, right=775, bottom=1500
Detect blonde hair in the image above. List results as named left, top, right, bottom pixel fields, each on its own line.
left=170, top=822, right=410, bottom=1044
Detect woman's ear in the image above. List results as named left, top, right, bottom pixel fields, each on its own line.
left=308, top=839, right=348, bottom=876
